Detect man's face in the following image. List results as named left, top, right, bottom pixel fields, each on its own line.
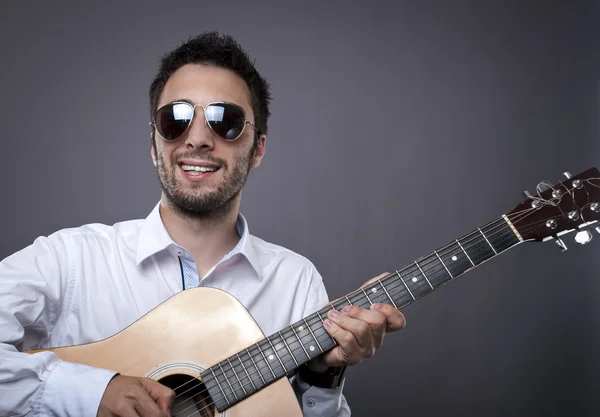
left=151, top=64, right=266, bottom=219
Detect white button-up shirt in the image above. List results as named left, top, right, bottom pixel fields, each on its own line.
left=0, top=203, right=350, bottom=416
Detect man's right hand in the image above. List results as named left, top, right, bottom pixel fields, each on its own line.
left=97, top=375, right=175, bottom=417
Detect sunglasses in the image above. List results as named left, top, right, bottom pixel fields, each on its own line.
left=151, top=101, right=259, bottom=142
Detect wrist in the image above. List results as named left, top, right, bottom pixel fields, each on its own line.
left=298, top=363, right=347, bottom=389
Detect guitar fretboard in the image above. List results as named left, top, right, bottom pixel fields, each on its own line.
left=202, top=216, right=521, bottom=412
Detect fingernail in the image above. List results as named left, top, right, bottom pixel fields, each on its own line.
left=324, top=319, right=333, bottom=328
left=341, top=305, right=352, bottom=313
left=371, top=303, right=381, bottom=310
left=328, top=310, right=340, bottom=319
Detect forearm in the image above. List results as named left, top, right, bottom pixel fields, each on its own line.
left=0, top=345, right=117, bottom=416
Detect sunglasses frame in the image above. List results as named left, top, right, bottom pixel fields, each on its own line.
left=150, top=100, right=260, bottom=142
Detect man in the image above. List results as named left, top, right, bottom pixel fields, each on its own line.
left=0, top=32, right=405, bottom=416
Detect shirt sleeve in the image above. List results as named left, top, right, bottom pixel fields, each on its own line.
left=289, top=263, right=351, bottom=417
left=0, top=234, right=117, bottom=417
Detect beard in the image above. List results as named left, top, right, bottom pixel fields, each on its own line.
left=156, top=142, right=256, bottom=221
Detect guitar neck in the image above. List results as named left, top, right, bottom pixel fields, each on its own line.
left=202, top=215, right=523, bottom=410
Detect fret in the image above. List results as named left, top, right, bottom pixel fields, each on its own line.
left=360, top=287, right=373, bottom=305
left=346, top=290, right=370, bottom=309
left=397, top=264, right=435, bottom=298
left=395, top=270, right=415, bottom=300
left=382, top=274, right=416, bottom=308
left=330, top=299, right=348, bottom=311
left=257, top=339, right=285, bottom=378
left=414, top=261, right=434, bottom=289
left=265, top=337, right=287, bottom=374
left=345, top=295, right=353, bottom=305
left=218, top=362, right=239, bottom=401
left=226, top=358, right=247, bottom=396
left=248, top=344, right=274, bottom=383
left=278, top=331, right=299, bottom=367
left=417, top=255, right=452, bottom=288
left=209, top=367, right=231, bottom=406
left=459, top=232, right=495, bottom=265
left=312, top=311, right=336, bottom=350
left=245, top=348, right=266, bottom=385
left=302, top=318, right=324, bottom=354
left=378, top=278, right=398, bottom=309
left=434, top=250, right=453, bottom=279
left=478, top=228, right=497, bottom=254
left=483, top=219, right=520, bottom=252
left=274, top=330, right=302, bottom=371
left=235, top=352, right=257, bottom=391
left=290, top=324, right=311, bottom=360
left=437, top=241, right=474, bottom=278
left=362, top=282, right=389, bottom=306
left=456, top=239, right=475, bottom=267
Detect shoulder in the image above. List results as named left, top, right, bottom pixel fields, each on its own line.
left=37, top=218, right=145, bottom=251
left=246, top=234, right=328, bottom=302
left=248, top=234, right=320, bottom=274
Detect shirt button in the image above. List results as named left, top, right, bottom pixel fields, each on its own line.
left=307, top=399, right=316, bottom=408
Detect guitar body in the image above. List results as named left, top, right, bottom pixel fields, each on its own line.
left=29, top=288, right=302, bottom=417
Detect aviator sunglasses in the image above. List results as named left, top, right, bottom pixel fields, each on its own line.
left=151, top=101, right=260, bottom=141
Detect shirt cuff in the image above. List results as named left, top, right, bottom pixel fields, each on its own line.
left=41, top=359, right=118, bottom=417
left=294, top=371, right=347, bottom=416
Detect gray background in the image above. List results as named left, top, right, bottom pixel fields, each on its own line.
left=1, top=1, right=599, bottom=416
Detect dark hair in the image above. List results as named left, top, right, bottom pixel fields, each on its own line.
left=149, top=31, right=271, bottom=142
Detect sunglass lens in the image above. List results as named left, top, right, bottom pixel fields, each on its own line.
left=205, top=103, right=245, bottom=140
left=156, top=102, right=193, bottom=141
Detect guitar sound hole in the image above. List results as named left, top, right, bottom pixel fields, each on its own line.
left=158, top=374, right=216, bottom=417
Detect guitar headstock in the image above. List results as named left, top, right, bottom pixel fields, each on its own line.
left=507, top=168, right=600, bottom=248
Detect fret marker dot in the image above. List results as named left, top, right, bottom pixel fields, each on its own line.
left=452, top=256, right=458, bottom=261
left=298, top=326, right=304, bottom=332
left=309, top=346, right=315, bottom=351
left=268, top=355, right=274, bottom=361
left=412, top=277, right=418, bottom=283
left=371, top=288, right=377, bottom=293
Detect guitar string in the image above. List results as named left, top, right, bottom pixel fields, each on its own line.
left=174, top=207, right=583, bottom=415
left=170, top=207, right=568, bottom=414
left=165, top=208, right=536, bottom=403
left=171, top=205, right=583, bottom=414
left=171, top=181, right=600, bottom=414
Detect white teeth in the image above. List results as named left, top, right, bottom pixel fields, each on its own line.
left=181, top=164, right=217, bottom=172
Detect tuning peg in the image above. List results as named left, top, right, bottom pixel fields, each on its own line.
left=574, top=230, right=593, bottom=245
left=563, top=172, right=572, bottom=179
left=595, top=226, right=600, bottom=235
left=555, top=238, right=568, bottom=251
left=523, top=190, right=533, bottom=199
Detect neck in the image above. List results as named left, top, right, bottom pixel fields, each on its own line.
left=199, top=215, right=524, bottom=413
left=159, top=194, right=242, bottom=272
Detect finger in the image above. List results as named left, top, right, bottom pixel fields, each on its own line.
left=326, top=310, right=374, bottom=353
left=338, top=305, right=387, bottom=347
left=370, top=303, right=406, bottom=332
left=323, top=318, right=364, bottom=365
left=141, top=378, right=176, bottom=416
left=133, top=380, right=166, bottom=417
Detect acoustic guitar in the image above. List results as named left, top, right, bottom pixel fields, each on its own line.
left=27, top=168, right=600, bottom=417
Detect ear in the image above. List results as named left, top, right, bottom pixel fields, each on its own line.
left=150, top=146, right=158, bottom=167
left=250, top=134, right=267, bottom=169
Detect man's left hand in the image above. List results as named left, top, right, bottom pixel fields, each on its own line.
left=307, top=272, right=406, bottom=373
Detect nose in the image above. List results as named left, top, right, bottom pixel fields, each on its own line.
left=184, top=105, right=217, bottom=150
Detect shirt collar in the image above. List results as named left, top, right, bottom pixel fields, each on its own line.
left=136, top=202, right=262, bottom=280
